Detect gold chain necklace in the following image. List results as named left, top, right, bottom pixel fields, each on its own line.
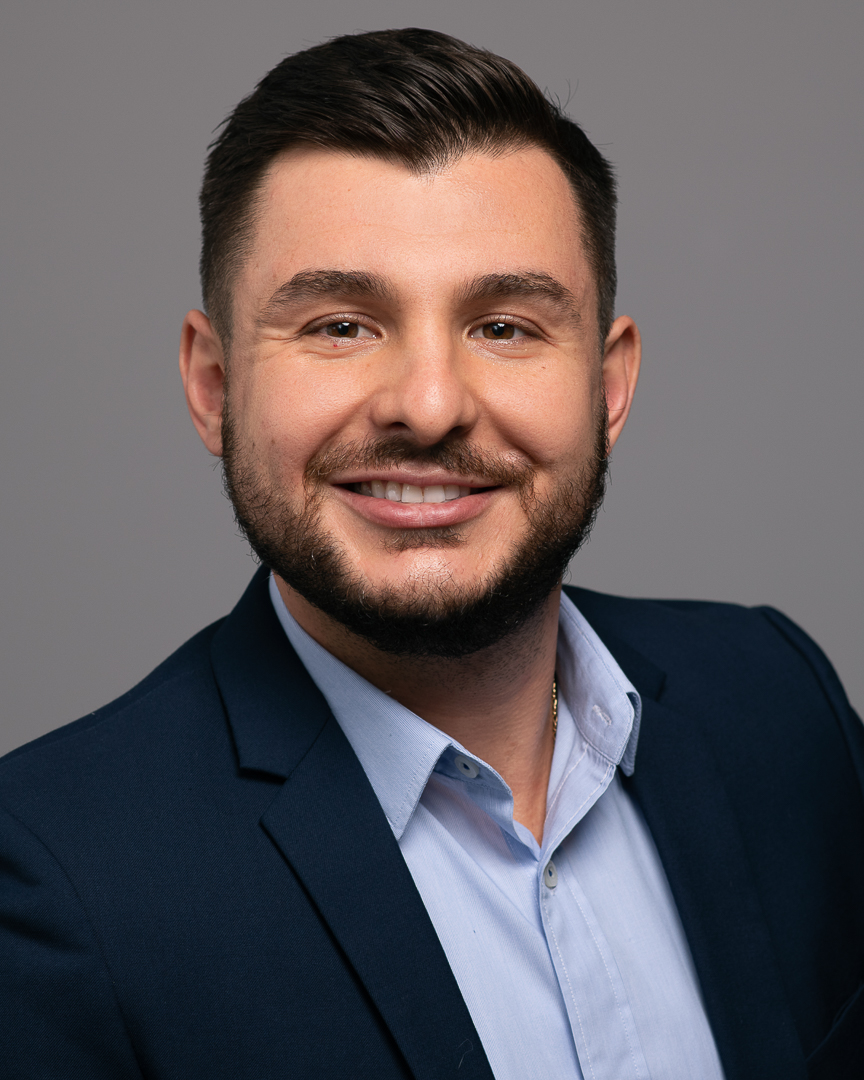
left=551, top=676, right=559, bottom=739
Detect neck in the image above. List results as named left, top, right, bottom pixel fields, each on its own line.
left=276, top=576, right=562, bottom=844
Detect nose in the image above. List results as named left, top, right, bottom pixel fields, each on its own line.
left=369, top=337, right=480, bottom=445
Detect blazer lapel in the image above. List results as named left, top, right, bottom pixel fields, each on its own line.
left=211, top=571, right=494, bottom=1080
left=624, top=692, right=807, bottom=1080
left=262, top=720, right=494, bottom=1080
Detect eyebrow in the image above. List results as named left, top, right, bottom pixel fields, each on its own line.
left=258, top=269, right=393, bottom=326
left=458, top=272, right=583, bottom=326
left=257, top=268, right=582, bottom=327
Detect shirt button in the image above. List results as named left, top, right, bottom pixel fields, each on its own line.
left=544, top=861, right=558, bottom=889
left=453, top=754, right=480, bottom=779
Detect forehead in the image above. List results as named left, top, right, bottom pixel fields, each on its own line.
left=238, top=144, right=593, bottom=318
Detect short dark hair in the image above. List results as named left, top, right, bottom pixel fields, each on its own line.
left=200, top=28, right=617, bottom=348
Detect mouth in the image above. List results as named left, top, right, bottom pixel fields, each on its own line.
left=329, top=474, right=503, bottom=531
left=345, top=481, right=492, bottom=504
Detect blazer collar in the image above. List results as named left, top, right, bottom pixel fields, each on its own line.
left=210, top=569, right=495, bottom=1080
left=215, top=577, right=666, bottom=783
left=210, top=567, right=329, bottom=779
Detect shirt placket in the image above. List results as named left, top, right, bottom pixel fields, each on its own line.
left=538, top=844, right=651, bottom=1080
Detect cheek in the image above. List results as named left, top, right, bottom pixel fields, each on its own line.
left=238, top=366, right=366, bottom=480
left=485, top=368, right=602, bottom=470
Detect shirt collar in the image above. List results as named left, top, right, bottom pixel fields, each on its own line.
left=268, top=574, right=641, bottom=840
left=555, top=591, right=642, bottom=776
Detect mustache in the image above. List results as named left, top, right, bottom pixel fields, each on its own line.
left=303, top=436, right=537, bottom=491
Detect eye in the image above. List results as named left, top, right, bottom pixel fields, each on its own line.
left=320, top=320, right=375, bottom=339
left=470, top=321, right=528, bottom=340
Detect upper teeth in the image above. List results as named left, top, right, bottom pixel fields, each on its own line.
left=358, top=481, right=471, bottom=503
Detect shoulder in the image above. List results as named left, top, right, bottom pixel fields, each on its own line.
left=567, top=584, right=791, bottom=648
left=0, top=617, right=228, bottom=825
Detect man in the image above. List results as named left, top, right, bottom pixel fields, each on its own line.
left=1, top=27, right=862, bottom=1080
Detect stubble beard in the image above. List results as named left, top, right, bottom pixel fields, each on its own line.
left=221, top=400, right=609, bottom=659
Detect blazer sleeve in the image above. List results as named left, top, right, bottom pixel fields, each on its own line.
left=0, top=803, right=143, bottom=1079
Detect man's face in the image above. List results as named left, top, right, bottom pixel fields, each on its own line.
left=183, top=145, right=639, bottom=656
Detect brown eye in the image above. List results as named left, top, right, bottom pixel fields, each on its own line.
left=325, top=321, right=359, bottom=338
left=483, top=321, right=514, bottom=339
left=471, top=321, right=528, bottom=340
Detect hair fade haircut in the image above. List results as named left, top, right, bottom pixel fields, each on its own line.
left=199, top=28, right=617, bottom=348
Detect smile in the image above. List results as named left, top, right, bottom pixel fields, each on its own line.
left=349, top=481, right=476, bottom=504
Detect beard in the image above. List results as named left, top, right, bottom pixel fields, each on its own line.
left=222, top=402, right=609, bottom=660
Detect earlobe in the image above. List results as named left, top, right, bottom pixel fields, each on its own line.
left=179, top=310, right=226, bottom=457
left=601, top=316, right=642, bottom=453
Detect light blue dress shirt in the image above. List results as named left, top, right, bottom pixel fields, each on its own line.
left=269, top=575, right=725, bottom=1080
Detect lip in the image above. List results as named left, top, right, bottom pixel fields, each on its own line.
left=332, top=483, right=498, bottom=528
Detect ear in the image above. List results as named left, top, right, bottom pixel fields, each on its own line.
left=601, top=315, right=641, bottom=453
left=179, top=309, right=226, bottom=457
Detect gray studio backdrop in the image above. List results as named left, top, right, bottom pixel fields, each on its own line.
left=2, top=0, right=862, bottom=756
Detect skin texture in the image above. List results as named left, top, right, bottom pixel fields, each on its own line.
left=180, top=146, right=641, bottom=841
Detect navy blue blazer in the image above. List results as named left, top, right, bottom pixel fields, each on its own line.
left=1, top=569, right=863, bottom=1079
